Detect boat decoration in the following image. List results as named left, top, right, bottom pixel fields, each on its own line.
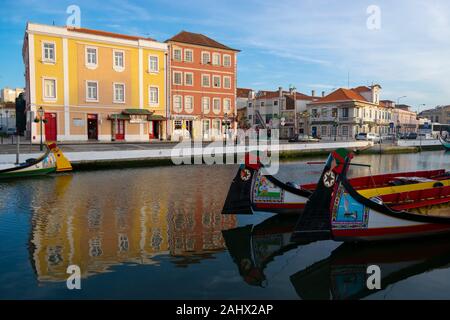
left=0, top=143, right=72, bottom=179
left=293, top=149, right=450, bottom=242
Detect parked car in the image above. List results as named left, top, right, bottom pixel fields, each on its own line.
left=5, top=128, right=16, bottom=136
left=288, top=134, right=321, bottom=143
left=356, top=132, right=382, bottom=143
left=405, top=132, right=418, bottom=140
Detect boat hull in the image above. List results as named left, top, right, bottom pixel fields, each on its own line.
left=330, top=176, right=450, bottom=242
left=439, top=136, right=450, bottom=151
left=0, top=151, right=57, bottom=180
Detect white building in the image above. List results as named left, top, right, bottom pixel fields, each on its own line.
left=0, top=87, right=24, bottom=103
left=306, top=85, right=394, bottom=139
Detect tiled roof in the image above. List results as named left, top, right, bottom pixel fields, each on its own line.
left=352, top=86, right=371, bottom=93
left=166, top=31, right=240, bottom=51
left=67, top=27, right=155, bottom=41
left=237, top=88, right=252, bottom=98
left=313, top=88, right=368, bottom=103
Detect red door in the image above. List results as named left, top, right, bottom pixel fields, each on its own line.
left=148, top=121, right=154, bottom=139
left=115, top=120, right=125, bottom=140
left=44, top=113, right=57, bottom=141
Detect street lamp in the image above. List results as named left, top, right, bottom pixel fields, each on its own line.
left=397, top=96, right=407, bottom=105
left=222, top=113, right=229, bottom=140
left=38, top=107, right=45, bottom=151
left=333, top=116, right=339, bottom=142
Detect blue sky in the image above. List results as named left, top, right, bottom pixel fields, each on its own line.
left=1, top=0, right=450, bottom=110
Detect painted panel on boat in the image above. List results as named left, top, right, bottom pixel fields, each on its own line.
left=332, top=185, right=369, bottom=229
left=253, top=173, right=284, bottom=203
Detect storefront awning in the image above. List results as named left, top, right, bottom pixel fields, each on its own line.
left=148, top=115, right=166, bottom=121
left=122, top=109, right=153, bottom=115
left=108, top=114, right=130, bottom=120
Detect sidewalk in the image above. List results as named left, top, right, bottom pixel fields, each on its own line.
left=0, top=140, right=373, bottom=168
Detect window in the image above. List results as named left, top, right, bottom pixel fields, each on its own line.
left=202, top=120, right=210, bottom=139
left=43, top=78, right=56, bottom=100
left=321, top=126, right=327, bottom=136
left=113, top=50, right=124, bottom=71
left=85, top=47, right=98, bottom=68
left=213, top=75, right=221, bottom=88
left=173, top=71, right=182, bottom=85
left=260, top=101, right=265, bottom=107
left=202, top=97, right=210, bottom=113
left=212, top=53, right=220, bottom=66
left=173, top=48, right=182, bottom=61
left=185, top=96, right=194, bottom=113
left=174, top=120, right=182, bottom=129
left=213, top=98, right=221, bottom=114
left=86, top=81, right=98, bottom=101
left=173, top=95, right=182, bottom=113
left=223, top=76, right=231, bottom=89
left=202, top=52, right=211, bottom=64
left=185, top=72, right=194, bottom=86
left=213, top=119, right=221, bottom=136
left=202, top=74, right=210, bottom=87
left=223, top=98, right=231, bottom=113
left=113, top=83, right=125, bottom=103
left=332, top=108, right=338, bottom=118
left=342, top=125, right=349, bottom=137
left=148, top=55, right=158, bottom=73
left=312, top=109, right=318, bottom=117
left=223, top=54, right=231, bottom=67
left=184, top=49, right=193, bottom=62
left=149, top=86, right=159, bottom=105
left=274, top=100, right=278, bottom=106
left=248, top=102, right=253, bottom=108
left=342, top=108, right=349, bottom=118
left=42, top=42, right=55, bottom=63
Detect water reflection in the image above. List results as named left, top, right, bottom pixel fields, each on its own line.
left=222, top=215, right=303, bottom=287
left=223, top=212, right=450, bottom=300
left=28, top=167, right=237, bottom=282
left=291, top=238, right=450, bottom=300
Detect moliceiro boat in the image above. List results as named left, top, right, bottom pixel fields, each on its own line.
left=439, top=135, right=450, bottom=151
left=293, top=149, right=450, bottom=242
left=0, top=143, right=72, bottom=179
left=222, top=151, right=448, bottom=216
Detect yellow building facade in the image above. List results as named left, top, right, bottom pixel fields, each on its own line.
left=23, top=23, right=168, bottom=142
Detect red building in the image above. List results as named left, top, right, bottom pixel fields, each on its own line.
left=166, top=31, right=240, bottom=141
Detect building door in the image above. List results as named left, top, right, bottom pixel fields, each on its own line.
left=153, top=121, right=160, bottom=139
left=87, top=114, right=98, bottom=140
left=185, top=120, right=193, bottom=138
left=312, top=126, right=317, bottom=137
left=44, top=112, right=57, bottom=141
left=115, top=120, right=125, bottom=140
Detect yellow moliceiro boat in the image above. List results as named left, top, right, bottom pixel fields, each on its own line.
left=0, top=143, right=72, bottom=179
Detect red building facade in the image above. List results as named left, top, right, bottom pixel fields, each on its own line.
left=166, top=31, right=239, bottom=141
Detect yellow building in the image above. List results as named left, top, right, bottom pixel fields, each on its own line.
left=23, top=23, right=168, bottom=142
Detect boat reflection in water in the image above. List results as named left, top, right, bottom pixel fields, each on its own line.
left=222, top=214, right=316, bottom=287
left=28, top=172, right=237, bottom=282
left=290, top=238, right=450, bottom=300
left=223, top=213, right=450, bottom=299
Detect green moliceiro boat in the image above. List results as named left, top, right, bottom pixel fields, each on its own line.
left=0, top=145, right=58, bottom=179
left=439, top=135, right=450, bottom=151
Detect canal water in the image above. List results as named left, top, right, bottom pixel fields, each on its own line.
left=0, top=151, right=448, bottom=299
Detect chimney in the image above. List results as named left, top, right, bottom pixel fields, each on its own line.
left=278, top=87, right=283, bottom=98
left=311, top=90, right=315, bottom=97
left=322, top=91, right=325, bottom=97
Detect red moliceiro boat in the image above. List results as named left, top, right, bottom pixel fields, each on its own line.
left=222, top=152, right=448, bottom=215
left=292, top=149, right=450, bottom=242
